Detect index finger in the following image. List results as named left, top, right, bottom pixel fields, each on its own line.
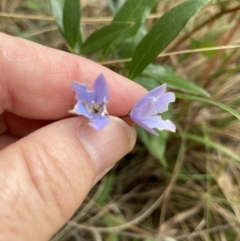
left=0, top=33, right=146, bottom=120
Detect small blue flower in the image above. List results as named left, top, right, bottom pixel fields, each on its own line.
left=130, top=84, right=176, bottom=135
left=70, top=74, right=109, bottom=130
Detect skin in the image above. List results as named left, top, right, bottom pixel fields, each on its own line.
left=0, top=33, right=147, bottom=241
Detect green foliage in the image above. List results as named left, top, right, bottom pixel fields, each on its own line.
left=134, top=66, right=210, bottom=162
left=134, top=76, right=159, bottom=90
left=118, top=25, right=147, bottom=60
left=186, top=133, right=240, bottom=162
left=143, top=64, right=210, bottom=97
left=51, top=0, right=82, bottom=51
left=103, top=0, right=155, bottom=57
left=81, top=0, right=155, bottom=56
left=128, top=0, right=210, bottom=79
left=50, top=0, right=65, bottom=32
left=113, top=0, right=153, bottom=23
left=46, top=1, right=240, bottom=239
left=49, top=0, right=235, bottom=175
left=81, top=23, right=133, bottom=54
left=63, top=0, right=81, bottom=50
left=136, top=127, right=170, bottom=167
left=106, top=0, right=126, bottom=13
left=112, top=0, right=155, bottom=39
left=176, top=93, right=240, bottom=120
left=190, top=38, right=218, bottom=58
left=96, top=174, right=115, bottom=205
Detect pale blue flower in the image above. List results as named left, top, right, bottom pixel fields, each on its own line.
left=70, top=74, right=109, bottom=130
left=130, top=84, right=176, bottom=135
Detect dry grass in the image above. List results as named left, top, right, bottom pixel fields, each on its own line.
left=1, top=0, right=240, bottom=240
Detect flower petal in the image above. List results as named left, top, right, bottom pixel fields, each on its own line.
left=142, top=116, right=176, bottom=133
left=129, top=83, right=175, bottom=135
left=154, top=92, right=175, bottom=113
left=133, top=84, right=166, bottom=109
left=130, top=99, right=155, bottom=119
left=133, top=115, right=176, bottom=135
left=143, top=84, right=166, bottom=99
left=131, top=113, right=159, bottom=135
left=131, top=84, right=167, bottom=117
left=70, top=101, right=92, bottom=118
left=71, top=74, right=110, bottom=131
left=71, top=82, right=95, bottom=103
left=93, top=74, right=109, bottom=105
left=90, top=115, right=109, bottom=130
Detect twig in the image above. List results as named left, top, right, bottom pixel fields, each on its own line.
left=100, top=45, right=240, bottom=66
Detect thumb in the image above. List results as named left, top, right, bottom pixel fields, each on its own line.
left=0, top=116, right=136, bottom=241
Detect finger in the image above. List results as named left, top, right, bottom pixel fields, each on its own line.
left=0, top=134, right=18, bottom=150
left=2, top=112, right=52, bottom=137
left=0, top=33, right=146, bottom=119
left=0, top=116, right=136, bottom=241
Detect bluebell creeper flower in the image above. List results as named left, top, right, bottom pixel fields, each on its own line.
left=70, top=74, right=109, bottom=130
left=130, top=84, right=176, bottom=135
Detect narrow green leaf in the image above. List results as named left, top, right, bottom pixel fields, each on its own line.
left=186, top=134, right=240, bottom=162
left=137, top=127, right=169, bottom=167
left=102, top=0, right=155, bottom=58
left=135, top=76, right=159, bottom=90
left=73, top=28, right=84, bottom=54
left=112, top=0, right=155, bottom=39
left=117, top=26, right=147, bottom=61
left=81, top=23, right=133, bottom=54
left=50, top=0, right=65, bottom=32
left=96, top=174, right=115, bottom=205
left=63, top=0, right=81, bottom=49
left=129, top=0, right=210, bottom=79
left=143, top=64, right=210, bottom=97
left=176, top=93, right=240, bottom=120
left=113, top=0, right=154, bottom=23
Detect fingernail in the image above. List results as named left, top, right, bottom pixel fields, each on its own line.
left=79, top=116, right=136, bottom=173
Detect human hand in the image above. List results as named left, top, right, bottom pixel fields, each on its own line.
left=0, top=33, right=146, bottom=241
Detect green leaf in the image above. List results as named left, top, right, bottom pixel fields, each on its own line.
left=176, top=93, right=240, bottom=120
left=96, top=174, right=115, bottom=205
left=190, top=38, right=218, bottom=58
left=81, top=23, right=133, bottom=54
left=51, top=0, right=82, bottom=52
left=143, top=64, right=210, bottom=97
left=103, top=0, right=154, bottom=58
left=134, top=76, right=159, bottom=90
left=117, top=26, right=147, bottom=67
left=112, top=0, right=155, bottom=39
left=106, top=0, right=126, bottom=13
left=113, top=0, right=154, bottom=23
left=73, top=28, right=84, bottom=54
left=50, top=0, right=65, bottom=32
left=137, top=127, right=169, bottom=167
left=186, top=134, right=240, bottom=162
left=63, top=0, right=81, bottom=49
left=128, top=0, right=210, bottom=79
